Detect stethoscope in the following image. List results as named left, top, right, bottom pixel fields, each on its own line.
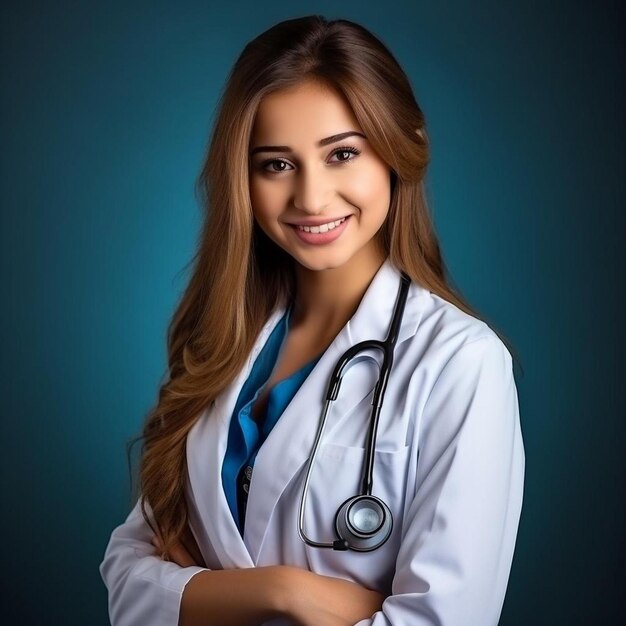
left=298, top=270, right=411, bottom=552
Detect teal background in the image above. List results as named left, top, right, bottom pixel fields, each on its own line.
left=1, top=1, right=624, bottom=624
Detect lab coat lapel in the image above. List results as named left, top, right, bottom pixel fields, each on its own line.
left=186, top=306, right=288, bottom=569
left=244, top=258, right=425, bottom=564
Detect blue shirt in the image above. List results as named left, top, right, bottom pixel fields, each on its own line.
left=221, top=305, right=323, bottom=536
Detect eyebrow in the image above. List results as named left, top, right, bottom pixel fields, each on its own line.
left=249, top=131, right=367, bottom=156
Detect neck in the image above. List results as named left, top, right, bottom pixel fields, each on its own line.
left=290, top=247, right=387, bottom=336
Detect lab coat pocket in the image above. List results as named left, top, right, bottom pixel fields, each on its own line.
left=304, top=441, right=412, bottom=593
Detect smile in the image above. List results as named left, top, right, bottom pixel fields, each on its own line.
left=295, top=217, right=347, bottom=233
left=289, top=215, right=352, bottom=246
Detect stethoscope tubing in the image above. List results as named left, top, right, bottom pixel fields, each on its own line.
left=297, top=271, right=411, bottom=551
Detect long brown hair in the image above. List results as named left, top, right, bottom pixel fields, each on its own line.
left=127, top=15, right=523, bottom=560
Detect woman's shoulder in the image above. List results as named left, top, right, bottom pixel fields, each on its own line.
left=406, top=283, right=511, bottom=368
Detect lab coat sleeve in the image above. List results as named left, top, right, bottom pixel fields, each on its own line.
left=99, top=496, right=210, bottom=626
left=354, top=335, right=525, bottom=626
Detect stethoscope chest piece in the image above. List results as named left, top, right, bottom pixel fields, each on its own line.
left=335, top=494, right=393, bottom=551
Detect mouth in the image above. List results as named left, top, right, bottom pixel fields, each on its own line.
left=289, top=216, right=349, bottom=234
left=287, top=215, right=352, bottom=245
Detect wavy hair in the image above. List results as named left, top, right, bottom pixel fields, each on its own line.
left=127, top=14, right=522, bottom=562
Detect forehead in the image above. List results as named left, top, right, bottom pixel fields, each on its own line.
left=251, top=81, right=362, bottom=143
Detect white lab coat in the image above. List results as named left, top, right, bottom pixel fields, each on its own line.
left=99, top=257, right=525, bottom=626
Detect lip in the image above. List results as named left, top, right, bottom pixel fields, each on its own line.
left=287, top=215, right=351, bottom=227
left=288, top=215, right=352, bottom=246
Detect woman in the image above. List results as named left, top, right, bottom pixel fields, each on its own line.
left=100, top=15, right=525, bottom=626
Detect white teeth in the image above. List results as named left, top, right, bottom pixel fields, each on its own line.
left=296, top=217, right=346, bottom=233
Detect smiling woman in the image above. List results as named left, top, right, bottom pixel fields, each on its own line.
left=99, top=14, right=524, bottom=626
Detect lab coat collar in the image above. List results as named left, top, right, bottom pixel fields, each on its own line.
left=187, top=257, right=428, bottom=568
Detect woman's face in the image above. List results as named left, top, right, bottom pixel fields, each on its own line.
left=249, top=80, right=392, bottom=273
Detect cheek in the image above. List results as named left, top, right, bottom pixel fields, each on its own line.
left=344, top=166, right=391, bottom=220
left=250, top=178, right=280, bottom=226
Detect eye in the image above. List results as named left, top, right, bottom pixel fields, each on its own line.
left=259, top=145, right=361, bottom=174
left=328, top=145, right=361, bottom=163
left=261, top=159, right=294, bottom=174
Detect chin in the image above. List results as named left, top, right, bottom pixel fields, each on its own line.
left=291, top=250, right=354, bottom=273
left=296, top=260, right=339, bottom=272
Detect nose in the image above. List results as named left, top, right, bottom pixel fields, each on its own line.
left=292, top=163, right=333, bottom=214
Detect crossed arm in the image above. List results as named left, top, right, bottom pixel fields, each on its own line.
left=152, top=533, right=386, bottom=626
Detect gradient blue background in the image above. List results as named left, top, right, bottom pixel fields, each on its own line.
left=1, top=1, right=624, bottom=624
